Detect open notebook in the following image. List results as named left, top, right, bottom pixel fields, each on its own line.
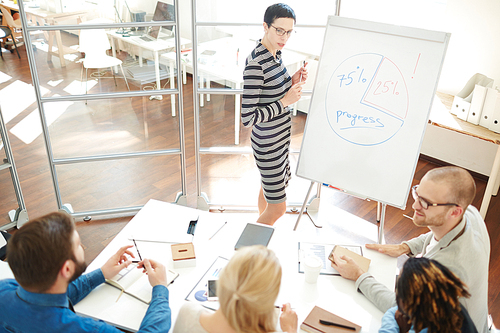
left=106, top=263, right=179, bottom=304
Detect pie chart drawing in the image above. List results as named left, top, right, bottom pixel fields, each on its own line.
left=325, top=53, right=409, bottom=146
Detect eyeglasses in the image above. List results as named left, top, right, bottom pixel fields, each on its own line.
left=270, top=25, right=295, bottom=37
left=411, top=185, right=459, bottom=210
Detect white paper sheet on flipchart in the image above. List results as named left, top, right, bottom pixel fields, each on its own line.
left=298, top=242, right=362, bottom=275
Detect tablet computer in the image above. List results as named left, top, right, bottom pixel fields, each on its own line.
left=234, top=223, right=275, bottom=250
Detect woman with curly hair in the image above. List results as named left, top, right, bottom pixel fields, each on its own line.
left=379, top=257, right=477, bottom=333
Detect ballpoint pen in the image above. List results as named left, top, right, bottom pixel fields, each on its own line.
left=132, top=239, right=143, bottom=262
left=299, top=60, right=306, bottom=82
left=274, top=305, right=295, bottom=310
left=319, top=319, right=356, bottom=330
left=209, top=222, right=227, bottom=240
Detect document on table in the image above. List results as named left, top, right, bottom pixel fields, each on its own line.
left=106, top=263, right=179, bottom=304
left=127, top=215, right=198, bottom=243
left=185, top=256, right=229, bottom=311
left=298, top=242, right=363, bottom=276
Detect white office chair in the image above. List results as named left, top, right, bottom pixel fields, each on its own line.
left=79, top=27, right=130, bottom=99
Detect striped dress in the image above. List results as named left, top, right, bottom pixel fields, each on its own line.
left=242, top=41, right=292, bottom=204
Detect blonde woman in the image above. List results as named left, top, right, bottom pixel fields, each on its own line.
left=173, top=245, right=298, bottom=333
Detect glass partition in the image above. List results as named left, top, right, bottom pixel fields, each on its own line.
left=46, top=97, right=180, bottom=158
left=16, top=0, right=187, bottom=217
left=0, top=170, right=18, bottom=227
left=55, top=155, right=182, bottom=212
left=0, top=105, right=27, bottom=229
left=195, top=0, right=337, bottom=25
left=27, top=25, right=182, bottom=95
left=16, top=0, right=175, bottom=27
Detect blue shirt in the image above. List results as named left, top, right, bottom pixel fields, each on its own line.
left=379, top=306, right=478, bottom=333
left=0, top=269, right=171, bottom=333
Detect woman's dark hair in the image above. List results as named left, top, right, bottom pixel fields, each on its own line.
left=264, top=3, right=296, bottom=26
left=396, top=257, right=471, bottom=333
left=7, top=212, right=76, bottom=292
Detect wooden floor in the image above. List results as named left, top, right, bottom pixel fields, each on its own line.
left=1, top=36, right=499, bottom=325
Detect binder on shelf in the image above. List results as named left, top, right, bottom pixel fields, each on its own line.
left=489, top=95, right=500, bottom=134
left=479, top=87, right=500, bottom=129
left=466, top=85, right=487, bottom=125
left=452, top=73, right=493, bottom=118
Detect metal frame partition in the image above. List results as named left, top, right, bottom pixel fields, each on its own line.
left=17, top=0, right=188, bottom=219
left=0, top=107, right=29, bottom=230
left=191, top=0, right=316, bottom=211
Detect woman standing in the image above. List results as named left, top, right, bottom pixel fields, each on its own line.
left=242, top=3, right=308, bottom=225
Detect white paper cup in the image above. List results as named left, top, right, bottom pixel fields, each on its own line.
left=303, top=255, right=323, bottom=284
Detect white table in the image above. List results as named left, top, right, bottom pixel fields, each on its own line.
left=74, top=199, right=397, bottom=332
left=107, top=32, right=191, bottom=116
left=0, top=261, right=14, bottom=280
left=1, top=0, right=89, bottom=67
left=429, top=92, right=500, bottom=219
left=161, top=37, right=306, bottom=144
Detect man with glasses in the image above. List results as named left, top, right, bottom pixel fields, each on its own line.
left=332, top=166, right=490, bottom=333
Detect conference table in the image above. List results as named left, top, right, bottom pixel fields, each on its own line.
left=74, top=199, right=397, bottom=332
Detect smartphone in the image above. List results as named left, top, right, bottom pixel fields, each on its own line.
left=207, top=279, right=218, bottom=301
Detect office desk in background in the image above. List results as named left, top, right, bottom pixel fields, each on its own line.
left=0, top=1, right=88, bottom=67
left=429, top=92, right=500, bottom=218
left=75, top=199, right=397, bottom=333
left=161, top=37, right=306, bottom=145
left=107, top=31, right=190, bottom=116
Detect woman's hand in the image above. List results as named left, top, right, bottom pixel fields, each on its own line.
left=395, top=309, right=412, bottom=333
left=292, top=61, right=308, bottom=85
left=280, top=81, right=305, bottom=107
left=279, top=303, right=298, bottom=333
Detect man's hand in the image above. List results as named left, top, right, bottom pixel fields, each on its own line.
left=138, top=258, right=168, bottom=287
left=365, top=243, right=410, bottom=257
left=101, top=245, right=135, bottom=280
left=331, top=253, right=365, bottom=281
left=279, top=303, right=298, bottom=333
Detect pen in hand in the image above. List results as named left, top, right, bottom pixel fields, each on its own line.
left=132, top=239, right=143, bottom=263
left=299, top=60, right=306, bottom=82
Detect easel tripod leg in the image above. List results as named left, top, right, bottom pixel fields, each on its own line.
left=378, top=203, right=387, bottom=244
left=377, top=202, right=381, bottom=222
left=293, top=181, right=315, bottom=231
